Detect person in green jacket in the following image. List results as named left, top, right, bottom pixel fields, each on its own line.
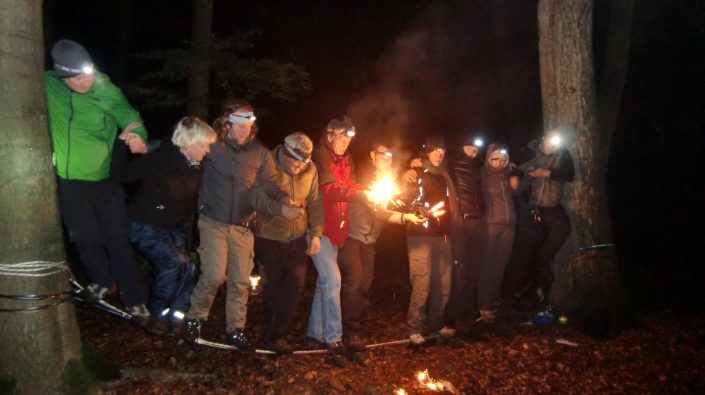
left=44, top=39, right=150, bottom=324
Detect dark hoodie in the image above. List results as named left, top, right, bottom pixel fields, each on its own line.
left=481, top=143, right=516, bottom=225
left=520, top=139, right=574, bottom=208
left=404, top=159, right=458, bottom=237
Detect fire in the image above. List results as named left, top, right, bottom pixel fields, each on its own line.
left=416, top=369, right=446, bottom=392
left=365, top=175, right=401, bottom=209
left=394, top=389, right=408, bottom=395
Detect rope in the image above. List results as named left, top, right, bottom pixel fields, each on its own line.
left=0, top=261, right=68, bottom=277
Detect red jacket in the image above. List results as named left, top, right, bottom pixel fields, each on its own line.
left=311, top=138, right=363, bottom=247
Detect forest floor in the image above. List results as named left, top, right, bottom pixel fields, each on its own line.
left=76, top=259, right=705, bottom=395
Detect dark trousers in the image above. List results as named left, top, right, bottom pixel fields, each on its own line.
left=255, top=236, right=308, bottom=343
left=57, top=178, right=146, bottom=307
left=445, top=218, right=486, bottom=326
left=338, top=237, right=376, bottom=336
left=128, top=221, right=196, bottom=317
left=534, top=205, right=571, bottom=294
left=502, top=198, right=543, bottom=301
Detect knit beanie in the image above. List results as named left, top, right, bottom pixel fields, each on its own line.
left=51, top=40, right=93, bottom=78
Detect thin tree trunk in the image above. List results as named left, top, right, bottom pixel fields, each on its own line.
left=538, top=0, right=618, bottom=312
left=187, top=0, right=214, bottom=119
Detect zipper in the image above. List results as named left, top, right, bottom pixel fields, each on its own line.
left=65, top=92, right=74, bottom=178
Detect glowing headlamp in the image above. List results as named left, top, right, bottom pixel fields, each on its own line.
left=81, top=64, right=94, bottom=75
left=499, top=149, right=508, bottom=155
left=376, top=150, right=393, bottom=158
left=473, top=138, right=484, bottom=148
left=345, top=128, right=356, bottom=138
left=229, top=112, right=257, bottom=123
left=549, top=134, right=562, bottom=147
left=283, top=143, right=311, bottom=163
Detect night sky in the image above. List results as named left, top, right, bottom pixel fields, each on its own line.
left=43, top=0, right=704, bottom=308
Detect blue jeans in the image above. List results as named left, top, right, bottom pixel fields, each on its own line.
left=128, top=221, right=196, bottom=317
left=307, top=235, right=343, bottom=344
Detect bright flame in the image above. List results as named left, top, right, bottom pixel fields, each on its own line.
left=249, top=275, right=260, bottom=291
left=365, top=175, right=401, bottom=209
left=395, top=389, right=408, bottom=395
left=415, top=369, right=445, bottom=391
left=416, top=370, right=429, bottom=383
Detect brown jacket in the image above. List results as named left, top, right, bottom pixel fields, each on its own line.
left=251, top=145, right=324, bottom=242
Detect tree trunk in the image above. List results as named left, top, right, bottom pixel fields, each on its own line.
left=537, top=0, right=618, bottom=312
left=0, top=2, right=85, bottom=392
left=186, top=0, right=214, bottom=119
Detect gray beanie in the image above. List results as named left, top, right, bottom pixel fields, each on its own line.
left=51, top=40, right=93, bottom=78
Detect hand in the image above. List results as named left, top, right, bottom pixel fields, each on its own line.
left=123, top=132, right=147, bottom=154
left=281, top=203, right=304, bottom=220
left=409, top=158, right=422, bottom=168
left=528, top=168, right=551, bottom=178
left=306, top=235, right=321, bottom=256
left=402, top=169, right=418, bottom=184
left=403, top=213, right=426, bottom=225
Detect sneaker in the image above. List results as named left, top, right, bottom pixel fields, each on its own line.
left=344, top=335, right=366, bottom=352
left=439, top=326, right=457, bottom=338
left=127, top=304, right=151, bottom=328
left=227, top=328, right=255, bottom=355
left=182, top=319, right=201, bottom=343
left=266, top=338, right=293, bottom=355
left=325, top=341, right=347, bottom=355
left=409, top=333, right=426, bottom=346
left=78, top=283, right=110, bottom=305
left=479, top=310, right=496, bottom=323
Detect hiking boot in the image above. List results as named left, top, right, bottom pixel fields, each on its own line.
left=344, top=335, right=366, bottom=352
left=146, top=317, right=169, bottom=336
left=479, top=310, right=496, bottom=323
left=78, top=283, right=111, bottom=305
left=227, top=328, right=255, bottom=355
left=182, top=319, right=201, bottom=343
left=409, top=333, right=426, bottom=346
left=266, top=338, right=293, bottom=355
left=325, top=341, right=347, bottom=355
left=127, top=304, right=151, bottom=328
left=439, top=326, right=457, bottom=338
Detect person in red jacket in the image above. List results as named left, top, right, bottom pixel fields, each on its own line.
left=307, top=117, right=366, bottom=358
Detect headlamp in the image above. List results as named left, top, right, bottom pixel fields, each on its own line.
left=229, top=112, right=256, bottom=124
left=283, top=143, right=311, bottom=163
left=473, top=138, right=484, bottom=148
left=499, top=149, right=508, bottom=155
left=81, top=64, right=94, bottom=75
left=549, top=134, right=562, bottom=147
left=376, top=150, right=393, bottom=158
left=345, top=128, right=356, bottom=138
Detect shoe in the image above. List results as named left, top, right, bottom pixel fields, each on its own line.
left=325, top=341, right=347, bottom=355
left=266, top=338, right=293, bottom=355
left=409, top=333, right=426, bottom=346
left=146, top=317, right=169, bottom=336
left=182, top=319, right=201, bottom=343
left=479, top=310, right=496, bottom=323
left=439, top=326, right=457, bottom=338
left=127, top=304, right=151, bottom=328
left=78, top=283, right=110, bottom=305
left=344, top=335, right=366, bottom=352
left=227, top=328, right=255, bottom=355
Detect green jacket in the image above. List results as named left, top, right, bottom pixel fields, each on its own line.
left=44, top=71, right=147, bottom=181
left=251, top=146, right=324, bottom=242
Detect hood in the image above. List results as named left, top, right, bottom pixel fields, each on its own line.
left=484, top=142, right=510, bottom=172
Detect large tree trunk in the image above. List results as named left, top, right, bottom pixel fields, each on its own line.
left=186, top=0, right=214, bottom=119
left=537, top=0, right=619, bottom=313
left=0, top=2, right=85, bottom=392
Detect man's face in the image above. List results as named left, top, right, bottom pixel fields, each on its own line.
left=462, top=145, right=479, bottom=159
left=63, top=73, right=95, bottom=93
left=426, top=148, right=445, bottom=167
left=328, top=132, right=351, bottom=156
left=183, top=141, right=211, bottom=162
left=370, top=145, right=393, bottom=171
left=542, top=130, right=561, bottom=155
left=228, top=121, right=253, bottom=145
left=282, top=155, right=308, bottom=176
left=489, top=150, right=509, bottom=169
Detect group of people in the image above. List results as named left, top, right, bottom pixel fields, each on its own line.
left=44, top=39, right=575, bottom=358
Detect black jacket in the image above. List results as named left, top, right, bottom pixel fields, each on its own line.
left=448, top=151, right=485, bottom=219
left=111, top=138, right=202, bottom=230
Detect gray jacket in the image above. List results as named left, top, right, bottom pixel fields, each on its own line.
left=482, top=143, right=516, bottom=225
left=520, top=139, right=575, bottom=208
left=198, top=137, right=288, bottom=225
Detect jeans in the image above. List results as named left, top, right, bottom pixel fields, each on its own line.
left=338, top=237, right=376, bottom=336
left=445, top=218, right=486, bottom=326
left=255, top=236, right=308, bottom=343
left=307, top=235, right=343, bottom=344
left=188, top=214, right=254, bottom=332
left=57, top=178, right=146, bottom=307
left=128, top=221, right=196, bottom=317
left=406, top=235, right=452, bottom=334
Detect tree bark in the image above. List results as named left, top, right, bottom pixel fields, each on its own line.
left=0, top=0, right=65, bottom=264
left=537, top=0, right=618, bottom=311
left=186, top=0, right=214, bottom=119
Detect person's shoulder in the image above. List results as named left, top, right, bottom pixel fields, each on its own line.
left=43, top=71, right=64, bottom=91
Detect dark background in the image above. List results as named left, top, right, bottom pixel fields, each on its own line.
left=43, top=0, right=704, bottom=310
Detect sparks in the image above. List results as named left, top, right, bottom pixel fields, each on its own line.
left=249, top=275, right=260, bottom=291
left=365, top=175, right=401, bottom=209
